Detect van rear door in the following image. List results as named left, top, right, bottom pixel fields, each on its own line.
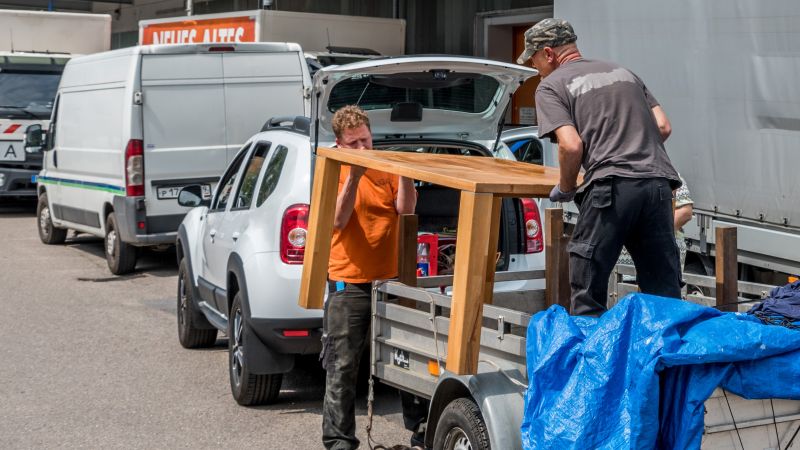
left=220, top=51, right=308, bottom=162
left=140, top=52, right=227, bottom=233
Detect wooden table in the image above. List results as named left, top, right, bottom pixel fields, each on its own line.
left=298, top=147, right=562, bottom=375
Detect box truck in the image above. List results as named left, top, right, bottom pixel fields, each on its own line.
left=0, top=10, right=110, bottom=199
left=139, top=9, right=405, bottom=57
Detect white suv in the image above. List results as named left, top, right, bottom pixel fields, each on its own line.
left=174, top=56, right=545, bottom=406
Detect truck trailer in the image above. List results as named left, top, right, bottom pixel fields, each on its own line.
left=0, top=9, right=110, bottom=199
left=555, top=0, right=800, bottom=285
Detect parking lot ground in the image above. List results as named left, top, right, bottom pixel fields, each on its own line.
left=0, top=199, right=408, bottom=449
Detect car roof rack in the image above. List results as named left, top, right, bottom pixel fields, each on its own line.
left=261, top=116, right=311, bottom=136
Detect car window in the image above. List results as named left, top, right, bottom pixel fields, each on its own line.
left=232, top=142, right=271, bottom=210
left=210, top=144, right=249, bottom=212
left=256, top=145, right=289, bottom=207
left=508, top=137, right=543, bottom=165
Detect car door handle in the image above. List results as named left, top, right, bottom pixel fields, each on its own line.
left=209, top=229, right=217, bottom=242
left=231, top=232, right=240, bottom=242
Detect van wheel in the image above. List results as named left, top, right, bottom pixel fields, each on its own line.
left=105, top=212, right=137, bottom=275
left=229, top=292, right=282, bottom=406
left=433, top=398, right=490, bottom=450
left=37, top=192, right=67, bottom=245
left=177, top=258, right=217, bottom=349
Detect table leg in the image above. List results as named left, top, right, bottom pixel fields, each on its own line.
left=447, top=191, right=495, bottom=375
left=482, top=197, right=503, bottom=305
left=298, top=155, right=341, bottom=310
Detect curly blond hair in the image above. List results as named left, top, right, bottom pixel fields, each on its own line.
left=331, top=105, right=371, bottom=139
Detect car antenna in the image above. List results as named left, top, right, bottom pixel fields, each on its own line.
left=326, top=28, right=331, bottom=53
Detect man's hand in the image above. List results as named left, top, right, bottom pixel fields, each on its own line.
left=349, top=164, right=366, bottom=180
left=549, top=184, right=576, bottom=203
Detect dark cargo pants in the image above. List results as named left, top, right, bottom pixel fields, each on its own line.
left=569, top=177, right=682, bottom=316
left=321, top=282, right=372, bottom=450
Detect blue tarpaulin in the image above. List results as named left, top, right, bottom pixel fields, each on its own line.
left=521, top=294, right=800, bottom=450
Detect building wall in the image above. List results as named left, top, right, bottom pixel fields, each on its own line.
left=87, top=0, right=551, bottom=53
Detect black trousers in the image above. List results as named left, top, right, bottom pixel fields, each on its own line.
left=569, top=177, right=682, bottom=316
left=321, top=283, right=373, bottom=450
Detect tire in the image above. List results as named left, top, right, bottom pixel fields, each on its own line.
left=229, top=291, right=282, bottom=406
left=177, top=258, right=217, bottom=349
left=433, top=398, right=491, bottom=450
left=105, top=212, right=137, bottom=275
left=37, top=192, right=67, bottom=245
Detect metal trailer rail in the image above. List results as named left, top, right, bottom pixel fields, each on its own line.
left=373, top=263, right=800, bottom=449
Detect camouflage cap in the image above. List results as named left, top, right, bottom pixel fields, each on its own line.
left=516, top=18, right=577, bottom=64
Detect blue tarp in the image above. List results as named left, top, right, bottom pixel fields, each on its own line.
left=521, top=294, right=800, bottom=450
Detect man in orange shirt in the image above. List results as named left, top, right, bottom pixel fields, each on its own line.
left=321, top=105, right=417, bottom=450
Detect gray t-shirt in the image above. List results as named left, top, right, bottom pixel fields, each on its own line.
left=535, top=59, right=680, bottom=191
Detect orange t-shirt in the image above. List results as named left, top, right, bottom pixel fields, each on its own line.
left=328, top=166, right=399, bottom=283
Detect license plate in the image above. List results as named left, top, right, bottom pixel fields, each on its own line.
left=157, top=184, right=211, bottom=200
left=392, top=348, right=410, bottom=370
left=0, top=141, right=24, bottom=162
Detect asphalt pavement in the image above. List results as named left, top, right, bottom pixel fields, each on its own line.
left=0, top=199, right=408, bottom=449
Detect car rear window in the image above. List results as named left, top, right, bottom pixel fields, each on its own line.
left=327, top=72, right=500, bottom=114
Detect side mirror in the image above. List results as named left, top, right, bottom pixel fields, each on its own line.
left=178, top=185, right=210, bottom=208
left=24, top=124, right=46, bottom=153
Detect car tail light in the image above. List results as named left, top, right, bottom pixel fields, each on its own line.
left=521, top=198, right=543, bottom=253
left=125, top=139, right=144, bottom=196
left=280, top=204, right=309, bottom=264
left=208, top=46, right=235, bottom=52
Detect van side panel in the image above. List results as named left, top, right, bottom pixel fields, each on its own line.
left=221, top=52, right=307, bottom=162
left=43, top=52, right=134, bottom=236
left=141, top=53, right=228, bottom=228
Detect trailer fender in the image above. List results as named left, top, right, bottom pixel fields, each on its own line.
left=426, top=367, right=527, bottom=449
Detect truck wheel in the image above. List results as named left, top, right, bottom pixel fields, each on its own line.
left=177, top=258, right=217, bottom=349
left=229, top=291, right=282, bottom=406
left=105, top=212, right=137, bottom=275
left=37, top=192, right=67, bottom=245
left=433, top=398, right=491, bottom=450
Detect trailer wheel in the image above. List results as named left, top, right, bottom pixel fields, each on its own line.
left=37, top=192, right=67, bottom=245
left=433, top=398, right=490, bottom=450
left=105, top=212, right=137, bottom=275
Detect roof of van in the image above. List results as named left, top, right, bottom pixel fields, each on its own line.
left=66, top=42, right=303, bottom=65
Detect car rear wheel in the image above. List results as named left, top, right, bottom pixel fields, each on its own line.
left=229, top=291, right=282, bottom=406
left=37, top=192, right=67, bottom=245
left=433, top=398, right=490, bottom=450
left=177, top=258, right=217, bottom=349
left=105, top=212, right=137, bottom=275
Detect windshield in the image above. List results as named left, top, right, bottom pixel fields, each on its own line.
left=328, top=72, right=500, bottom=114
left=0, top=71, right=62, bottom=119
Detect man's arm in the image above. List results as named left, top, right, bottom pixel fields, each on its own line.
left=674, top=204, right=693, bottom=231
left=333, top=165, right=366, bottom=230
left=651, top=105, right=672, bottom=142
left=395, top=176, right=416, bottom=215
left=553, top=125, right=584, bottom=192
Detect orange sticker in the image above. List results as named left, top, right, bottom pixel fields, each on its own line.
left=141, top=16, right=256, bottom=45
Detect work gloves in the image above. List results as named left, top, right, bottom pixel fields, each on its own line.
left=549, top=184, right=576, bottom=203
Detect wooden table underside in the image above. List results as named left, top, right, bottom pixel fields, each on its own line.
left=298, top=147, right=561, bottom=375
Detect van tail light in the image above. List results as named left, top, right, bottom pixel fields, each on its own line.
left=521, top=198, right=543, bottom=254
left=125, top=139, right=144, bottom=197
left=280, top=204, right=309, bottom=264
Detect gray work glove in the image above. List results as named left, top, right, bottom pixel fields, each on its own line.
left=549, top=184, right=576, bottom=203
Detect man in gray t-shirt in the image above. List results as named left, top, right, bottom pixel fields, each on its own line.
left=518, top=18, right=682, bottom=316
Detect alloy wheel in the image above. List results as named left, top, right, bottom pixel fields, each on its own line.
left=106, top=229, right=116, bottom=257
left=39, top=206, right=50, bottom=237
left=230, top=307, right=245, bottom=388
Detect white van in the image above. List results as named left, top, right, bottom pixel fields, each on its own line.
left=31, top=43, right=311, bottom=274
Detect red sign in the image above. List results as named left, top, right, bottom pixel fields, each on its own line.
left=141, top=16, right=256, bottom=45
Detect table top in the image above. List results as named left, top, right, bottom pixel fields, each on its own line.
left=317, top=147, right=562, bottom=197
